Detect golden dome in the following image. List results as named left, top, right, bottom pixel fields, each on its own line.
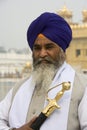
left=57, top=5, right=72, bottom=18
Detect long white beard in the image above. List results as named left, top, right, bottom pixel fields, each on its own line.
left=32, top=64, right=57, bottom=91
left=32, top=48, right=66, bottom=91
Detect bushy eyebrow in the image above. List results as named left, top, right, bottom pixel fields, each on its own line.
left=45, top=43, right=55, bottom=46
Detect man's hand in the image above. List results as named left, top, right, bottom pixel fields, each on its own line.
left=13, top=116, right=37, bottom=130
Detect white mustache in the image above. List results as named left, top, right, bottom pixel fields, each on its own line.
left=34, top=57, right=54, bottom=66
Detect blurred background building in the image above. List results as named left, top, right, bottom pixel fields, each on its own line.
left=0, top=6, right=87, bottom=101
left=57, top=5, right=87, bottom=73
left=0, top=47, right=32, bottom=100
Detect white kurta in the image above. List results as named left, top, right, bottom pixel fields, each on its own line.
left=0, top=62, right=85, bottom=130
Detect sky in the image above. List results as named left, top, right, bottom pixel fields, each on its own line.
left=0, top=0, right=87, bottom=50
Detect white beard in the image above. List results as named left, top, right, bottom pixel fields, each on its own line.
left=32, top=64, right=57, bottom=91
left=32, top=48, right=66, bottom=91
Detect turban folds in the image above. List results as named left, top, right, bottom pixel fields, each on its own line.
left=27, top=12, right=72, bottom=51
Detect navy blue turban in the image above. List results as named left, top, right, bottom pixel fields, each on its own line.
left=27, top=12, right=72, bottom=51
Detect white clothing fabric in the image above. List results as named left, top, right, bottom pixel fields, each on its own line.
left=0, top=88, right=13, bottom=130
left=78, top=87, right=87, bottom=130
left=0, top=62, right=86, bottom=130
left=9, top=62, right=75, bottom=130
left=0, top=62, right=75, bottom=130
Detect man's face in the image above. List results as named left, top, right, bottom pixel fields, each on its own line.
left=32, top=35, right=65, bottom=69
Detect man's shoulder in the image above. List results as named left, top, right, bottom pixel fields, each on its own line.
left=12, top=75, right=30, bottom=101
left=75, top=72, right=87, bottom=86
left=76, top=72, right=87, bottom=79
left=14, top=75, right=30, bottom=88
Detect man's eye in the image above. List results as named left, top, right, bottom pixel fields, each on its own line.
left=46, top=45, right=53, bottom=49
left=33, top=46, right=41, bottom=50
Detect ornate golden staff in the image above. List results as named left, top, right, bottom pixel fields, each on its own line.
left=30, top=82, right=71, bottom=130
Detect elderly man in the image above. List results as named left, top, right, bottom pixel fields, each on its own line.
left=0, top=12, right=87, bottom=130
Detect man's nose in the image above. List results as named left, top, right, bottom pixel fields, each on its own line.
left=39, top=48, right=48, bottom=58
